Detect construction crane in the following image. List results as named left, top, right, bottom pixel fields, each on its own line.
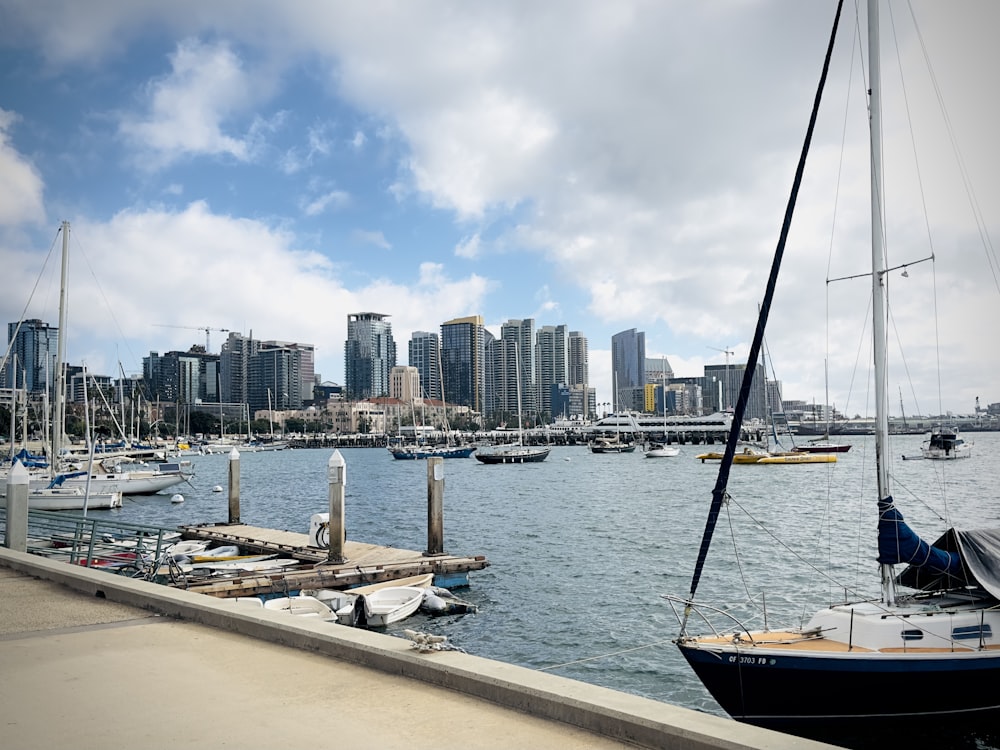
left=707, top=346, right=735, bottom=411
left=154, top=324, right=230, bottom=352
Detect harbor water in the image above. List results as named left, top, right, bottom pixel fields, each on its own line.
left=83, top=432, right=1000, bottom=749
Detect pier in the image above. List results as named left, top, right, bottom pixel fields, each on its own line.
left=176, top=522, right=489, bottom=597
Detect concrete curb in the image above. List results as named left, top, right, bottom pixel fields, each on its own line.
left=0, top=547, right=837, bottom=750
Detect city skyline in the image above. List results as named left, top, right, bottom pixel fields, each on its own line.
left=2, top=3, right=997, bottom=416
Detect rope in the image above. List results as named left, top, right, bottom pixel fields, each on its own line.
left=538, top=638, right=677, bottom=672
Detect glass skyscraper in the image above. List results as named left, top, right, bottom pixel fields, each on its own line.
left=345, top=313, right=396, bottom=400
left=611, top=328, right=646, bottom=412
left=4, top=319, right=58, bottom=393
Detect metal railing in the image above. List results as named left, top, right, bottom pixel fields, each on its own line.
left=1, top=507, right=182, bottom=579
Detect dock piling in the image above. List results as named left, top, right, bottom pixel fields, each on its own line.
left=327, top=449, right=347, bottom=563
left=425, top=456, right=445, bottom=556
left=228, top=448, right=241, bottom=523
left=4, top=460, right=28, bottom=551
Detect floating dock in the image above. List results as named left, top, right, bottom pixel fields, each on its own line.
left=177, top=522, right=489, bottom=598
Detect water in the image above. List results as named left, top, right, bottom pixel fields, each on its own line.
left=85, top=432, right=1000, bottom=748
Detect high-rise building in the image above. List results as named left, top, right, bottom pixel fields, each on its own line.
left=702, top=362, right=767, bottom=419
left=345, top=313, right=396, bottom=400
left=220, top=332, right=258, bottom=406
left=440, top=315, right=486, bottom=414
left=534, top=324, right=567, bottom=420
left=611, top=328, right=646, bottom=412
left=408, top=331, right=441, bottom=400
left=567, top=331, right=589, bottom=390
left=4, top=319, right=58, bottom=394
left=250, top=343, right=303, bottom=413
left=490, top=319, right=535, bottom=419
left=143, top=349, right=220, bottom=406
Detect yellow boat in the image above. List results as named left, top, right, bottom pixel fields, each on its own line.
left=757, top=452, right=837, bottom=464
left=696, top=447, right=769, bottom=464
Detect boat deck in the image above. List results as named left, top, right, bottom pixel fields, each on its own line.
left=690, top=631, right=1000, bottom=653
left=177, top=522, right=489, bottom=598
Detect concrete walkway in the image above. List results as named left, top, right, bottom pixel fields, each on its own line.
left=0, top=548, right=839, bottom=749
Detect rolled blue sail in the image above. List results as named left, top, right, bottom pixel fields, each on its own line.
left=877, top=497, right=962, bottom=576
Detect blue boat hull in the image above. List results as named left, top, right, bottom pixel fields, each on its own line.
left=678, top=642, right=1000, bottom=728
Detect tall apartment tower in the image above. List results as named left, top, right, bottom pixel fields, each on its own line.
left=535, top=324, right=568, bottom=420
left=250, top=343, right=303, bottom=413
left=440, top=315, right=486, bottom=413
left=611, top=328, right=646, bottom=412
left=220, top=332, right=258, bottom=406
left=408, top=331, right=441, bottom=400
left=567, top=331, right=589, bottom=390
left=345, top=313, right=396, bottom=400
left=4, top=319, right=58, bottom=393
left=499, top=319, right=536, bottom=418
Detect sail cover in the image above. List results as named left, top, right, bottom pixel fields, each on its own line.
left=880, top=498, right=1000, bottom=599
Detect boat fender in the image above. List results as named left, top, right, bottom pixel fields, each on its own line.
left=421, top=593, right=450, bottom=615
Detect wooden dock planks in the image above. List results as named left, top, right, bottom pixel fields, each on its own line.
left=176, top=522, right=489, bottom=598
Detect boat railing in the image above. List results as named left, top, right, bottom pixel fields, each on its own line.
left=662, top=592, right=770, bottom=641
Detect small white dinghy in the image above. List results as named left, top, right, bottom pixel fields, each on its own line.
left=335, top=586, right=425, bottom=628
left=263, top=595, right=335, bottom=620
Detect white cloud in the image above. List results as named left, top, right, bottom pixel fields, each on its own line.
left=454, top=233, right=480, bottom=259
left=118, top=39, right=263, bottom=167
left=0, top=109, right=45, bottom=226
left=3, top=202, right=493, bottom=385
left=303, top=190, right=350, bottom=216
left=352, top=229, right=391, bottom=250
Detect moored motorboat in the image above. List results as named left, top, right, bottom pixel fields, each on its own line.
left=23, top=487, right=123, bottom=511
left=645, top=442, right=680, bottom=458
left=919, top=426, right=972, bottom=460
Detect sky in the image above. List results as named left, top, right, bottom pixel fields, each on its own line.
left=1, top=0, right=998, bottom=418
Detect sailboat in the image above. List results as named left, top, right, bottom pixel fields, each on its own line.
left=588, top=372, right=637, bottom=453
left=672, top=0, right=1000, bottom=734
left=388, top=359, right=475, bottom=460
left=14, top=223, right=192, bottom=497
left=794, top=360, right=852, bottom=453
left=475, top=342, right=549, bottom=464
left=645, top=358, right=679, bottom=458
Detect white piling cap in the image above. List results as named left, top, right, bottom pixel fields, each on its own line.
left=328, top=449, right=346, bottom=484
left=8, top=460, right=28, bottom=485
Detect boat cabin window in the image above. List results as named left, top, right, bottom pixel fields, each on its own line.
left=952, top=625, right=992, bottom=641
left=900, top=629, right=923, bottom=641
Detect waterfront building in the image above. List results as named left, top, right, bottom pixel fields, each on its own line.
left=249, top=342, right=304, bottom=413
left=408, top=331, right=441, bottom=401
left=345, top=313, right=396, bottom=400
left=501, top=319, right=536, bottom=419
left=143, top=348, right=221, bottom=406
left=4, top=319, right=58, bottom=394
left=389, top=365, right=421, bottom=403
left=701, top=362, right=767, bottom=420
left=220, top=332, right=258, bottom=407
left=535, top=324, right=567, bottom=421
left=440, top=315, right=486, bottom=414
left=611, top=328, right=646, bottom=412
left=567, top=331, right=589, bottom=391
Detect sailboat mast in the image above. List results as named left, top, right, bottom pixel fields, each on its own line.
left=867, top=0, right=895, bottom=604
left=52, top=221, right=70, bottom=464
